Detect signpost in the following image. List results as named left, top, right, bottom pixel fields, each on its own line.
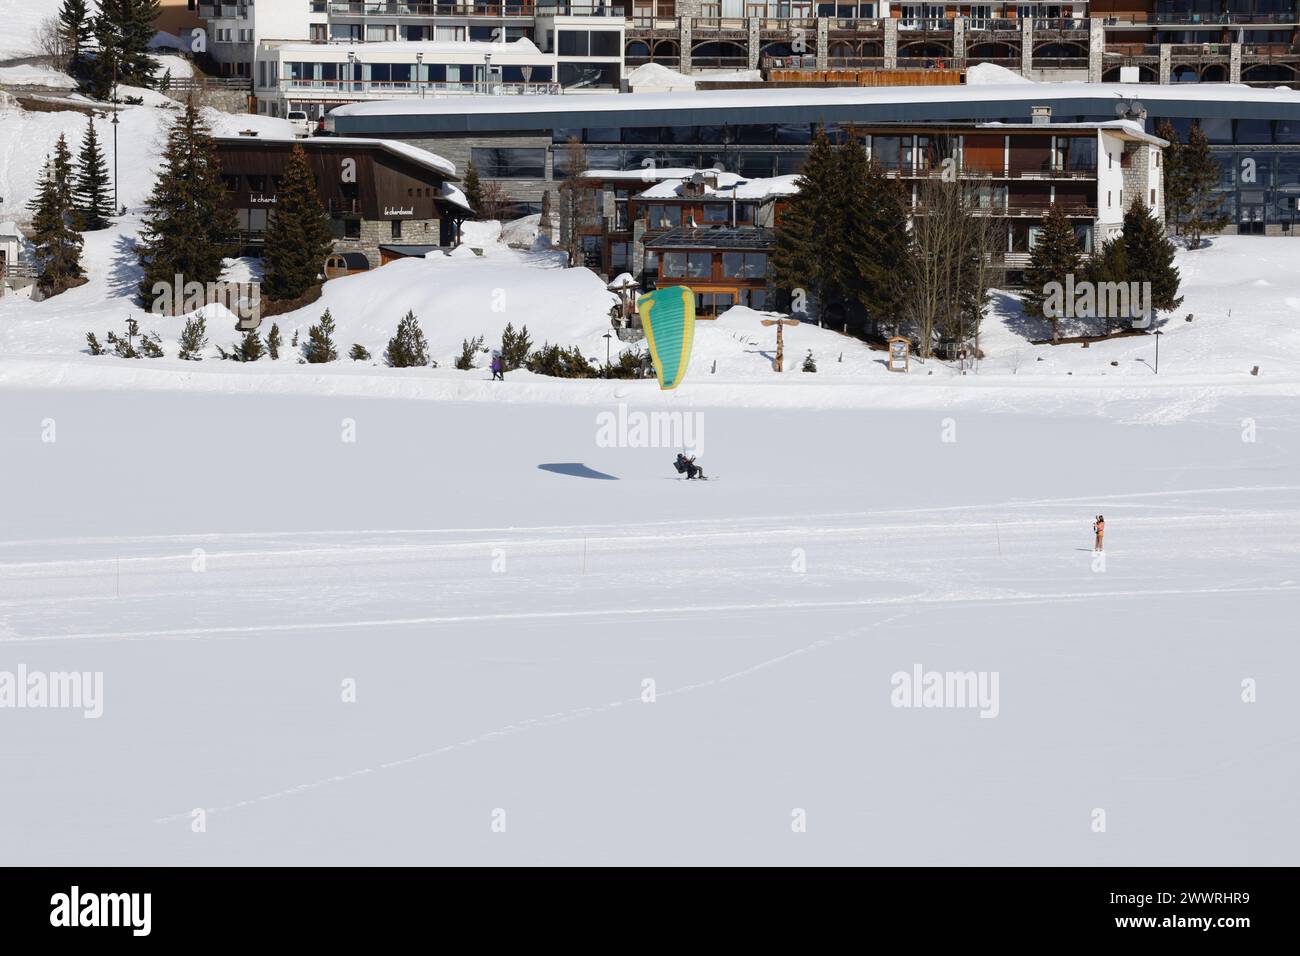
left=760, top=317, right=801, bottom=372
left=887, top=336, right=910, bottom=372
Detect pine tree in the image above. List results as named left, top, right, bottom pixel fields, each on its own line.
left=772, top=128, right=840, bottom=318
left=266, top=323, right=282, bottom=360
left=801, top=350, right=817, bottom=372
left=1181, top=122, right=1230, bottom=248
left=349, top=343, right=371, bottom=362
left=836, top=138, right=911, bottom=325
left=462, top=161, right=483, bottom=219
left=455, top=334, right=484, bottom=370
left=261, top=145, right=333, bottom=301
left=539, top=189, right=554, bottom=240
left=235, top=328, right=265, bottom=362
left=58, top=0, right=93, bottom=70
left=27, top=137, right=85, bottom=298
left=1155, top=120, right=1188, bottom=236
left=137, top=100, right=238, bottom=312
left=383, top=311, right=430, bottom=367
left=177, top=315, right=208, bottom=360
left=500, top=322, right=532, bottom=371
left=304, top=309, right=338, bottom=363
left=96, top=0, right=160, bottom=89
left=1021, top=202, right=1082, bottom=340
left=1123, top=196, right=1183, bottom=316
left=86, top=14, right=119, bottom=100
left=73, top=115, right=113, bottom=231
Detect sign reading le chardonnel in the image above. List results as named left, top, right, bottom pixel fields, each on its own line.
left=384, top=206, right=414, bottom=217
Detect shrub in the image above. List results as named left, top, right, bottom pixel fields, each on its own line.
left=455, top=334, right=485, bottom=371
left=525, top=342, right=599, bottom=378
left=350, top=343, right=371, bottom=362
left=385, top=311, right=430, bottom=368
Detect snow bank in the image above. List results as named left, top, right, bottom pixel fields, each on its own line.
left=0, top=65, right=78, bottom=89
left=966, top=63, right=1035, bottom=86
left=0, top=0, right=64, bottom=61
left=626, top=62, right=764, bottom=92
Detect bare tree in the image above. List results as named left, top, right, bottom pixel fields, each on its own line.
left=35, top=16, right=69, bottom=69
left=479, top=180, right=511, bottom=223
left=556, top=137, right=590, bottom=268
left=906, top=175, right=1002, bottom=360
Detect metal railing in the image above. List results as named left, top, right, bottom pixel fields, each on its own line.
left=273, top=77, right=562, bottom=96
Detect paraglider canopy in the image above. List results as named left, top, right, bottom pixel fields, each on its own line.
left=638, top=285, right=696, bottom=391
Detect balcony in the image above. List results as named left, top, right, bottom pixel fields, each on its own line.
left=275, top=77, right=563, bottom=96
left=323, top=0, right=621, bottom=14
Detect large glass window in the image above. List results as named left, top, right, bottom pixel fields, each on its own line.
left=662, top=251, right=687, bottom=276
left=558, top=31, right=589, bottom=56
left=559, top=62, right=620, bottom=89
left=687, top=252, right=712, bottom=278
left=646, top=205, right=682, bottom=229
left=470, top=147, right=547, bottom=179
left=590, top=31, right=621, bottom=57
left=1064, top=135, right=1097, bottom=172
left=1235, top=119, right=1273, bottom=144
left=872, top=136, right=902, bottom=170
left=722, top=252, right=767, bottom=278
left=702, top=204, right=730, bottom=223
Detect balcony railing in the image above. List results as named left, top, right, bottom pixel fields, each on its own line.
left=323, top=0, right=622, bottom=14
left=274, top=77, right=563, bottom=96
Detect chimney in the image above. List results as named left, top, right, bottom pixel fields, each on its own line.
left=1030, top=105, right=1052, bottom=126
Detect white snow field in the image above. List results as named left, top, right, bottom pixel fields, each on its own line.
left=0, top=386, right=1297, bottom=866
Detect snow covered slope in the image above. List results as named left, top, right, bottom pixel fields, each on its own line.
left=0, top=0, right=68, bottom=61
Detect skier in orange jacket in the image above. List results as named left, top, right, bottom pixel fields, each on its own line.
left=1093, top=515, right=1105, bottom=552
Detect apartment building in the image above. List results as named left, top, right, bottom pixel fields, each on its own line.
left=212, top=135, right=472, bottom=267
left=566, top=115, right=1162, bottom=305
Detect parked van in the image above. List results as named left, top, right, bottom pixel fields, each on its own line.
left=287, top=111, right=312, bottom=138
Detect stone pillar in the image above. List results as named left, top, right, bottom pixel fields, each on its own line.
left=884, top=18, right=898, bottom=70
left=953, top=16, right=966, bottom=66
left=680, top=18, right=692, bottom=74
left=1088, top=17, right=1104, bottom=83
left=1230, top=42, right=1242, bottom=84
left=816, top=16, right=829, bottom=69
left=748, top=17, right=760, bottom=70
left=1021, top=18, right=1033, bottom=77
left=1158, top=44, right=1171, bottom=84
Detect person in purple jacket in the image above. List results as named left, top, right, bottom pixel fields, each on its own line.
left=490, top=350, right=504, bottom=381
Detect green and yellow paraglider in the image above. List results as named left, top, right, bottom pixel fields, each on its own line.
left=637, top=285, right=696, bottom=391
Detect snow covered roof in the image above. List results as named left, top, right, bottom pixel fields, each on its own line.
left=580, top=167, right=698, bottom=182
left=333, top=81, right=1300, bottom=123
left=214, top=135, right=458, bottom=180
left=441, top=181, right=473, bottom=213
left=0, top=221, right=21, bottom=238
left=637, top=172, right=801, bottom=201
left=978, top=119, right=1168, bottom=146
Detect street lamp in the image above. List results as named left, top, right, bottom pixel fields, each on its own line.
left=415, top=51, right=424, bottom=99
left=484, top=51, right=493, bottom=94
left=603, top=330, right=613, bottom=376
left=111, top=58, right=120, bottom=215
left=1154, top=328, right=1162, bottom=374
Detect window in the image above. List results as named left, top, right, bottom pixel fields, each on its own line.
left=646, top=205, right=681, bottom=229
left=662, top=251, right=687, bottom=276
left=469, top=148, right=547, bottom=179
left=702, top=204, right=729, bottom=224
left=344, top=218, right=360, bottom=239
left=247, top=175, right=266, bottom=192
left=559, top=63, right=620, bottom=89
left=391, top=220, right=403, bottom=239
left=687, top=252, right=712, bottom=278
left=590, top=32, right=621, bottom=57
left=558, top=31, right=589, bottom=56
left=722, top=251, right=767, bottom=278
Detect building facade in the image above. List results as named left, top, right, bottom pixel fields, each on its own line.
left=212, top=135, right=472, bottom=267
left=331, top=82, right=1297, bottom=232
left=193, top=2, right=1300, bottom=87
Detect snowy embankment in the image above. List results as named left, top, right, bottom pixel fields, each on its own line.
left=1, top=95, right=1298, bottom=414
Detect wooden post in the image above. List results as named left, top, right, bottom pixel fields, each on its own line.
left=760, top=317, right=801, bottom=372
